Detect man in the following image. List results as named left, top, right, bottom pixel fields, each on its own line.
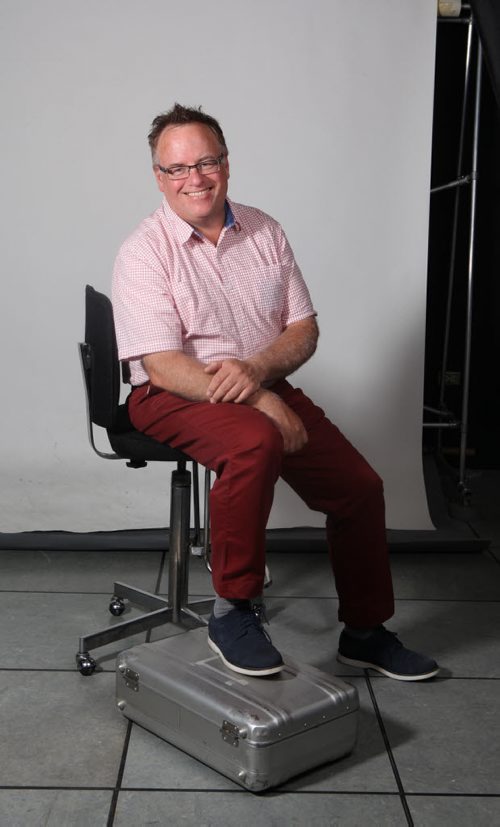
left=112, top=103, right=439, bottom=682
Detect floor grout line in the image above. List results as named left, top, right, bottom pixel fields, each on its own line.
left=2, top=667, right=500, bottom=681
left=1, top=784, right=500, bottom=797
left=2, top=589, right=500, bottom=605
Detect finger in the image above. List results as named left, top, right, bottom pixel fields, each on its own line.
left=233, top=386, right=256, bottom=404
left=219, top=389, right=243, bottom=403
left=212, top=382, right=240, bottom=402
left=210, top=378, right=243, bottom=403
left=212, top=370, right=260, bottom=402
left=221, top=379, right=260, bottom=403
left=204, top=361, right=222, bottom=375
left=296, top=432, right=308, bottom=452
left=285, top=429, right=307, bottom=454
left=206, top=372, right=230, bottom=397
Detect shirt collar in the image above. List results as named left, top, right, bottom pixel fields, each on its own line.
left=225, top=198, right=242, bottom=233
left=161, top=197, right=241, bottom=243
left=224, top=200, right=237, bottom=229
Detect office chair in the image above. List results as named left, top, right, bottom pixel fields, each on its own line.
left=76, top=285, right=213, bottom=675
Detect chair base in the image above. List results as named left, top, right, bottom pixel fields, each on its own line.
left=76, top=581, right=214, bottom=675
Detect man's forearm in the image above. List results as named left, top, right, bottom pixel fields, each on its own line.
left=203, top=316, right=319, bottom=404
left=143, top=351, right=212, bottom=401
left=142, top=315, right=318, bottom=405
left=247, top=316, right=319, bottom=384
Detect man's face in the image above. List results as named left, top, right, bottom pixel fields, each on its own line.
left=153, top=123, right=229, bottom=235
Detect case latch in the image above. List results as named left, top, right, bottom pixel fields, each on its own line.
left=119, top=665, right=140, bottom=692
left=220, top=719, right=241, bottom=747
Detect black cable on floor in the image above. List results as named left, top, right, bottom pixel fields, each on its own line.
left=365, top=674, right=414, bottom=827
left=106, top=718, right=133, bottom=827
left=105, top=551, right=168, bottom=826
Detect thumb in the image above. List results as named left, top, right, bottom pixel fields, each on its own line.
left=204, top=361, right=222, bottom=374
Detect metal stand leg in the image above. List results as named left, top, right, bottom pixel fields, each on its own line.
left=457, top=38, right=482, bottom=502
left=168, top=468, right=191, bottom=622
left=76, top=462, right=214, bottom=675
left=427, top=15, right=482, bottom=516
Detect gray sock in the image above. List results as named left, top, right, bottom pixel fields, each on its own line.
left=213, top=595, right=249, bottom=618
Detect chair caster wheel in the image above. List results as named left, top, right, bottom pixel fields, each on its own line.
left=109, top=597, right=125, bottom=616
left=76, top=653, right=96, bottom=676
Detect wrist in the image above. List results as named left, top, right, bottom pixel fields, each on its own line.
left=245, top=356, right=266, bottom=385
left=245, top=387, right=268, bottom=408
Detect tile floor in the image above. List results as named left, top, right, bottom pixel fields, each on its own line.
left=1, top=470, right=500, bottom=826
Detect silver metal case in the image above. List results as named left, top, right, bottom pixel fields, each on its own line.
left=116, top=627, right=359, bottom=792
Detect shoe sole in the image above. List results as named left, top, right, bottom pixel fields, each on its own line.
left=208, top=636, right=283, bottom=677
left=337, top=653, right=440, bottom=682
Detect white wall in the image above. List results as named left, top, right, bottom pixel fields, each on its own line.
left=0, top=0, right=437, bottom=532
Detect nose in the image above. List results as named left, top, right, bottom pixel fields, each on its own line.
left=188, top=167, right=204, bottom=183
left=186, top=164, right=206, bottom=185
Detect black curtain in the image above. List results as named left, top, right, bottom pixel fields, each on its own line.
left=425, top=10, right=500, bottom=468
left=470, top=0, right=500, bottom=466
left=470, top=0, right=500, bottom=112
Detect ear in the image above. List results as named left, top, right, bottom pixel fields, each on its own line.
left=153, top=165, right=165, bottom=193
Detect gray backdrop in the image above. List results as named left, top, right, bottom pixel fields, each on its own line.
left=0, top=0, right=437, bottom=532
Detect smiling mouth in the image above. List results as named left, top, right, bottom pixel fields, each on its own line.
left=185, top=188, right=212, bottom=198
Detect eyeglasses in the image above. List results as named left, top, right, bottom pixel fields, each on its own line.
left=156, top=154, right=225, bottom=180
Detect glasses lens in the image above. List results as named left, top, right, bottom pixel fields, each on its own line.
left=198, top=159, right=220, bottom=174
left=163, top=156, right=223, bottom=179
left=167, top=166, right=189, bottom=179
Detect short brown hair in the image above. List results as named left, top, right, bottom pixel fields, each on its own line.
left=148, top=103, right=228, bottom=161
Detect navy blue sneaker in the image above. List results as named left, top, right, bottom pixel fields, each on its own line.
left=337, top=626, right=439, bottom=681
left=208, top=604, right=284, bottom=677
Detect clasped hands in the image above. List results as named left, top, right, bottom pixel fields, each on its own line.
left=204, top=358, right=307, bottom=454
left=204, top=357, right=262, bottom=404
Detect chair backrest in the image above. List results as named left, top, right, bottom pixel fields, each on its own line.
left=83, top=285, right=121, bottom=429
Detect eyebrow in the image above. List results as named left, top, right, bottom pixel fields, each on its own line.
left=164, top=153, right=220, bottom=166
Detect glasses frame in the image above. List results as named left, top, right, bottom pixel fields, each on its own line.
left=156, top=153, right=226, bottom=180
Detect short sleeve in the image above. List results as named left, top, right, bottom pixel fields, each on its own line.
left=275, top=224, right=317, bottom=327
left=112, top=240, right=182, bottom=362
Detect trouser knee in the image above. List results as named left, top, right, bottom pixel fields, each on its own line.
left=359, top=466, right=384, bottom=500
left=326, top=464, right=385, bottom=525
left=226, top=414, right=283, bottom=471
left=351, top=466, right=385, bottom=514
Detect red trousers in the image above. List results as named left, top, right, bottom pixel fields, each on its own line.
left=128, top=379, right=395, bottom=627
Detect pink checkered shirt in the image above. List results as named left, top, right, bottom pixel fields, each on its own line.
left=112, top=198, right=316, bottom=386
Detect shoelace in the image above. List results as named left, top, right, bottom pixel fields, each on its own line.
left=377, top=627, right=403, bottom=650
left=251, top=601, right=269, bottom=625
left=236, top=610, right=273, bottom=644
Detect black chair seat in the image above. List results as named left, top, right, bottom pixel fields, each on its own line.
left=105, top=401, right=191, bottom=463
left=108, top=422, right=191, bottom=464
